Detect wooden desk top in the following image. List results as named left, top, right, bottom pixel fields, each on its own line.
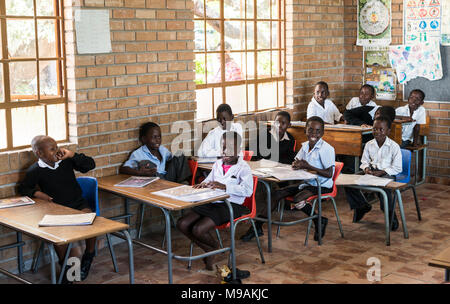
left=284, top=121, right=373, bottom=133
left=429, top=247, right=450, bottom=269
left=97, top=175, right=230, bottom=211
left=0, top=199, right=129, bottom=245
left=335, top=174, right=407, bottom=190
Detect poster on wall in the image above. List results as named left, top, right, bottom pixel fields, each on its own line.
left=364, top=46, right=397, bottom=100
left=404, top=0, right=442, bottom=45
left=357, top=0, right=392, bottom=47
left=442, top=0, right=450, bottom=45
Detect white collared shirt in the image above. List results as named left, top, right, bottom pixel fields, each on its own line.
left=197, top=123, right=243, bottom=157
left=204, top=157, right=253, bottom=205
left=346, top=97, right=379, bottom=119
left=269, top=128, right=290, bottom=142
left=38, top=159, right=62, bottom=170
left=294, top=138, right=335, bottom=189
left=306, top=97, right=342, bottom=124
left=360, top=137, right=402, bottom=176
left=395, top=105, right=427, bottom=141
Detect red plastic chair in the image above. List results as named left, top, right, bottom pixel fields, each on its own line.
left=187, top=176, right=265, bottom=269
left=293, top=140, right=297, bottom=152
left=243, top=150, right=254, bottom=161
left=278, top=162, right=345, bottom=245
left=187, top=159, right=198, bottom=186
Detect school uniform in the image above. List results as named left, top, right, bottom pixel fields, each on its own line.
left=345, top=137, right=402, bottom=213
left=395, top=105, right=427, bottom=147
left=192, top=157, right=253, bottom=226
left=346, top=97, right=379, bottom=118
left=249, top=127, right=296, bottom=165
left=197, top=123, right=243, bottom=157
left=306, top=97, right=342, bottom=124
left=18, top=153, right=96, bottom=210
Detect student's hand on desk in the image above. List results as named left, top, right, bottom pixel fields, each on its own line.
left=138, top=167, right=157, bottom=176
left=366, top=170, right=386, bottom=177
left=34, top=191, right=53, bottom=202
left=292, top=159, right=309, bottom=170
left=193, top=183, right=207, bottom=189
left=205, top=181, right=226, bottom=190
left=56, top=148, right=74, bottom=160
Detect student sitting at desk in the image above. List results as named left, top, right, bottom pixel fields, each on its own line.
left=242, top=116, right=334, bottom=242
left=248, top=110, right=296, bottom=165
left=344, top=116, right=402, bottom=230
left=177, top=131, right=253, bottom=270
left=306, top=81, right=343, bottom=125
left=343, top=84, right=379, bottom=127
left=18, top=135, right=96, bottom=283
left=120, top=121, right=191, bottom=183
left=197, top=104, right=243, bottom=157
left=395, top=89, right=427, bottom=148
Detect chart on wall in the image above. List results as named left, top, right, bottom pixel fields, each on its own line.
left=357, top=0, right=392, bottom=46
left=364, top=46, right=397, bottom=100
left=442, top=0, right=450, bottom=45
left=404, top=0, right=442, bottom=45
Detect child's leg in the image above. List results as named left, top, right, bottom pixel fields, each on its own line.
left=176, top=210, right=202, bottom=241
left=191, top=217, right=218, bottom=270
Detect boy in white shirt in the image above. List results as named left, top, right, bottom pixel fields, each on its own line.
left=395, top=89, right=427, bottom=148
left=306, top=81, right=343, bottom=124
left=197, top=104, right=243, bottom=157
left=344, top=84, right=379, bottom=127
left=345, top=116, right=402, bottom=231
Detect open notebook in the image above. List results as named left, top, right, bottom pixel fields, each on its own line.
left=153, top=185, right=226, bottom=202
left=254, top=166, right=317, bottom=181
left=114, top=176, right=159, bottom=187
left=0, top=196, right=35, bottom=209
left=38, top=213, right=96, bottom=227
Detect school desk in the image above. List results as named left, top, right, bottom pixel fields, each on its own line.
left=0, top=199, right=133, bottom=284
left=195, top=159, right=323, bottom=253
left=335, top=174, right=409, bottom=246
left=97, top=175, right=236, bottom=283
left=429, top=246, right=450, bottom=282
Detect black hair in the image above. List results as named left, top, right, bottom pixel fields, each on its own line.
left=410, top=89, right=425, bottom=102
left=375, top=106, right=395, bottom=123
left=216, top=103, right=233, bottom=117
left=222, top=131, right=242, bottom=151
left=374, top=115, right=392, bottom=129
left=361, top=84, right=375, bottom=96
left=315, top=81, right=329, bottom=92
left=306, top=116, right=325, bottom=130
left=275, top=111, right=291, bottom=123
left=139, top=122, right=160, bottom=143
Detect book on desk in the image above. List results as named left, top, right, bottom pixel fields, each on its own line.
left=38, top=213, right=97, bottom=227
left=0, top=196, right=35, bottom=209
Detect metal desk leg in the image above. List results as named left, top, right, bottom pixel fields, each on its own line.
left=395, top=189, right=409, bottom=239
left=445, top=269, right=449, bottom=282
left=47, top=243, right=57, bottom=284
left=17, top=232, right=24, bottom=274
left=316, top=178, right=322, bottom=245
left=57, top=243, right=73, bottom=284
left=354, top=156, right=360, bottom=174
left=260, top=180, right=272, bottom=253
left=125, top=198, right=130, bottom=232
left=225, top=200, right=236, bottom=281
left=122, top=230, right=134, bottom=284
left=161, top=208, right=173, bottom=284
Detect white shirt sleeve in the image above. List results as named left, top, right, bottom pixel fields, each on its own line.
left=203, top=162, right=217, bottom=183
left=197, top=129, right=221, bottom=157
left=306, top=102, right=316, bottom=119
left=225, top=165, right=254, bottom=199
left=385, top=144, right=402, bottom=176
left=360, top=143, right=371, bottom=171
left=416, top=107, right=427, bottom=124
left=346, top=97, right=357, bottom=110
left=332, top=102, right=343, bottom=122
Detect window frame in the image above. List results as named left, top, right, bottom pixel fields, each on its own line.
left=0, top=0, right=68, bottom=152
left=194, top=0, right=286, bottom=119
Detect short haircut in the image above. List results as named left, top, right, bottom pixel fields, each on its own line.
left=275, top=110, right=291, bottom=122
left=216, top=103, right=233, bottom=117
left=139, top=122, right=160, bottom=143
left=410, top=89, right=425, bottom=102
left=222, top=131, right=242, bottom=151
left=361, top=84, right=375, bottom=96
left=315, top=81, right=329, bottom=92
left=376, top=106, right=396, bottom=123
left=374, top=115, right=392, bottom=129
left=306, top=116, right=325, bottom=130
left=31, top=135, right=48, bottom=155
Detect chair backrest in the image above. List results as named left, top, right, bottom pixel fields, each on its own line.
left=293, top=140, right=297, bottom=152
left=187, top=159, right=198, bottom=186
left=396, top=149, right=411, bottom=183
left=76, top=176, right=100, bottom=215
left=242, top=176, right=258, bottom=218
left=330, top=162, right=344, bottom=194
left=243, top=150, right=254, bottom=161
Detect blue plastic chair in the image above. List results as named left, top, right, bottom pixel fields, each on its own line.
left=31, top=177, right=119, bottom=274
left=395, top=149, right=422, bottom=221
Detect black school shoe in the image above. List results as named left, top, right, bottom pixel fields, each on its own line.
left=313, top=217, right=328, bottom=242
left=224, top=268, right=250, bottom=283
left=80, top=250, right=95, bottom=281
left=240, top=224, right=263, bottom=242
left=353, top=203, right=372, bottom=223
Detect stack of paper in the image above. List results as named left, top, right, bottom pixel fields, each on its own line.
left=195, top=157, right=218, bottom=164
left=254, top=167, right=316, bottom=181
left=0, top=196, right=35, bottom=209
left=38, top=213, right=96, bottom=227
left=337, top=174, right=392, bottom=187
left=114, top=176, right=159, bottom=187
left=153, top=185, right=226, bottom=202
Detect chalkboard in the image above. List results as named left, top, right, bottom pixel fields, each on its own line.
left=404, top=45, right=450, bottom=102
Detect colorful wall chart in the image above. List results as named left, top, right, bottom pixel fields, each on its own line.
left=442, top=0, right=450, bottom=45
left=364, top=46, right=397, bottom=100
left=357, top=0, right=392, bottom=46
left=404, top=0, right=442, bottom=45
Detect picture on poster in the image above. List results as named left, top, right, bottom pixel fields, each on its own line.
left=357, top=0, right=392, bottom=46
left=404, top=0, right=442, bottom=45
left=364, top=47, right=396, bottom=100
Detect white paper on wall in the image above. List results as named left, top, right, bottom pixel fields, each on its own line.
left=75, top=9, right=112, bottom=54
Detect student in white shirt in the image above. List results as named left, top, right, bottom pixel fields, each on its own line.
left=306, top=81, right=343, bottom=124
left=345, top=116, right=402, bottom=231
left=177, top=131, right=253, bottom=271
left=395, top=89, right=427, bottom=148
left=197, top=104, right=243, bottom=157
left=344, top=84, right=380, bottom=127
left=242, top=116, right=335, bottom=242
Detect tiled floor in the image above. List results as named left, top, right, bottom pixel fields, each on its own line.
left=1, top=182, right=449, bottom=284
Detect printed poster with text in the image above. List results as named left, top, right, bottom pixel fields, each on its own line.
left=357, top=0, right=392, bottom=46
left=442, top=0, right=450, bottom=45
left=404, top=0, right=442, bottom=45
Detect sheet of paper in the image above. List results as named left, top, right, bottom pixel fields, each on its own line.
left=254, top=167, right=317, bottom=181
left=0, top=196, right=35, bottom=209
left=337, top=174, right=392, bottom=186
left=152, top=185, right=226, bottom=202
left=114, top=176, right=159, bottom=187
left=196, top=157, right=218, bottom=164
left=75, top=9, right=112, bottom=54
left=38, top=213, right=96, bottom=227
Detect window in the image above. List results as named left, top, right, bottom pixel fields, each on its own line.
left=194, top=0, right=286, bottom=120
left=0, top=0, right=67, bottom=152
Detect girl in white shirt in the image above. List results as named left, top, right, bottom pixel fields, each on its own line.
left=177, top=131, right=253, bottom=270
left=306, top=81, right=343, bottom=124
